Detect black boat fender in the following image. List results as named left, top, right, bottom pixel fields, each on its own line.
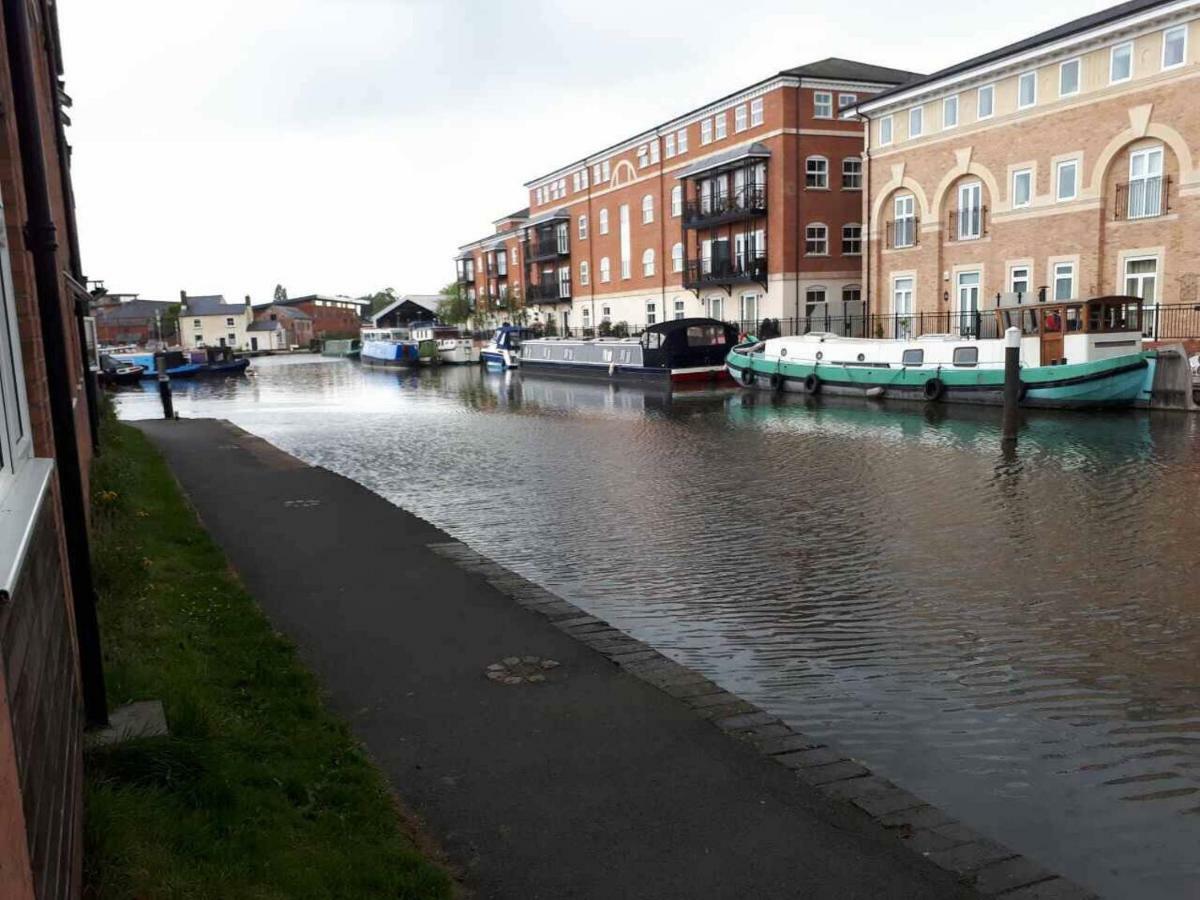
left=769, top=372, right=784, bottom=391
left=803, top=373, right=821, bottom=394
left=741, top=366, right=756, bottom=386
left=923, top=377, right=945, bottom=401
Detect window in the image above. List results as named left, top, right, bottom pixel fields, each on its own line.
left=805, top=156, right=828, bottom=188
left=707, top=296, right=724, bottom=320
left=1163, top=25, right=1187, bottom=69
left=843, top=285, right=861, bottom=307
left=842, top=224, right=862, bottom=255
left=813, top=91, right=833, bottom=118
left=671, top=185, right=682, bottom=217
left=1111, top=42, right=1133, bottom=82
left=511, top=248, right=518, bottom=266
left=555, top=222, right=569, bottom=254
left=1055, top=159, right=1078, bottom=201
left=672, top=242, right=683, bottom=273
left=901, top=349, right=924, bottom=366
left=677, top=128, right=688, bottom=153
left=642, top=248, right=655, bottom=277
left=224, top=316, right=235, bottom=326
left=193, top=334, right=203, bottom=345
left=642, top=194, right=654, bottom=224
left=957, top=181, right=983, bottom=239
left=740, top=292, right=759, bottom=324
left=1060, top=58, right=1081, bottom=96
left=579, top=261, right=589, bottom=286
left=192, top=318, right=201, bottom=327
left=715, top=113, right=727, bottom=140
left=599, top=257, right=611, bottom=282
left=1125, top=257, right=1158, bottom=303
left=879, top=115, right=893, bottom=145
left=735, top=104, right=747, bottom=132
left=602, top=160, right=611, bottom=181
left=601, top=304, right=611, bottom=322
left=638, top=144, right=650, bottom=168
left=750, top=97, right=764, bottom=126
left=599, top=208, right=609, bottom=234
left=1128, top=146, right=1165, bottom=218
left=1010, top=265, right=1031, bottom=295
left=943, top=95, right=958, bottom=129
left=893, top=194, right=916, bottom=248
left=838, top=93, right=857, bottom=110
left=701, top=119, right=713, bottom=144
left=805, top=223, right=828, bottom=255
left=1053, top=262, right=1075, bottom=300
left=228, top=333, right=237, bottom=343
left=665, top=133, right=676, bottom=158
left=579, top=215, right=588, bottom=240
left=619, top=204, right=631, bottom=278
left=1012, top=169, right=1032, bottom=208
left=908, top=106, right=923, bottom=137
left=582, top=308, right=591, bottom=328
left=646, top=301, right=657, bottom=325
left=674, top=298, right=686, bottom=319
left=1018, top=71, right=1037, bottom=108
left=572, top=171, right=581, bottom=192
left=842, top=157, right=862, bottom=189
left=977, top=84, right=995, bottom=119
left=650, top=140, right=659, bottom=164
left=952, top=347, right=979, bottom=367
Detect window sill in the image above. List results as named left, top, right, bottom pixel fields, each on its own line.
left=0, top=457, right=55, bottom=602
left=805, top=186, right=830, bottom=191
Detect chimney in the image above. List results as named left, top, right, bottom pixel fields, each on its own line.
left=244, top=295, right=251, bottom=307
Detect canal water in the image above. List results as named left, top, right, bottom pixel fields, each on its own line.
left=117, top=355, right=1200, bottom=899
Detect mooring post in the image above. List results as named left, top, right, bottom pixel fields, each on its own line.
left=1002, top=326, right=1020, bottom=443
left=154, top=352, right=174, bottom=420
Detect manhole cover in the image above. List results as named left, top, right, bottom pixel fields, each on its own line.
left=486, top=656, right=561, bottom=685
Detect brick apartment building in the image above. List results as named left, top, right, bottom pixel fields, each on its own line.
left=856, top=0, right=1200, bottom=341
left=92, top=296, right=179, bottom=346
left=273, top=293, right=369, bottom=338
left=0, top=1, right=108, bottom=897
left=456, top=209, right=530, bottom=321
left=454, top=59, right=919, bottom=333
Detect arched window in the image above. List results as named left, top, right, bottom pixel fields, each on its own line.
left=599, top=208, right=609, bottom=235
left=805, top=223, right=828, bottom=255
left=579, top=260, right=590, bottom=286
left=671, top=185, right=682, bottom=217
left=806, top=156, right=828, bottom=189
left=842, top=157, right=862, bottom=189
left=672, top=242, right=684, bottom=273
left=642, top=194, right=655, bottom=224
left=642, top=248, right=655, bottom=277
left=599, top=257, right=611, bottom=283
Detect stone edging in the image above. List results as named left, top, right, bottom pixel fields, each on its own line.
left=428, top=539, right=1098, bottom=900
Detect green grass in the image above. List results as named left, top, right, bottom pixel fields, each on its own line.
left=85, top=407, right=453, bottom=899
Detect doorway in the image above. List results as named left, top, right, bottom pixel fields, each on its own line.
left=955, top=271, right=981, bottom=336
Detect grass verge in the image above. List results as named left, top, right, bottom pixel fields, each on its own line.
left=85, top=408, right=453, bottom=899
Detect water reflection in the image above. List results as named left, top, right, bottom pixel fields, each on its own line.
left=117, top=356, right=1200, bottom=898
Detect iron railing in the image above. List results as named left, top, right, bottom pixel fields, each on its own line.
left=947, top=206, right=988, bottom=242
left=526, top=279, right=571, bottom=303
left=885, top=217, right=919, bottom=249
left=1115, top=176, right=1171, bottom=220
left=683, top=256, right=767, bottom=290
left=524, top=237, right=569, bottom=262
left=682, top=184, right=767, bottom=228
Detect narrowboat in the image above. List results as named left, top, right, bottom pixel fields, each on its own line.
left=107, top=349, right=205, bottom=379
left=726, top=294, right=1152, bottom=409
left=410, top=321, right=479, bottom=364
left=189, top=346, right=251, bottom=376
left=97, top=353, right=144, bottom=386
left=322, top=338, right=361, bottom=359
left=518, top=318, right=738, bottom=384
left=481, top=324, right=535, bottom=369
left=360, top=327, right=436, bottom=368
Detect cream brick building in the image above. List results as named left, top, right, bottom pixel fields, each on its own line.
left=180, top=293, right=255, bottom=350
left=857, top=0, right=1200, bottom=341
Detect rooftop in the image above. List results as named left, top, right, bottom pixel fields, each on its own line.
left=92, top=298, right=178, bottom=321
left=182, top=295, right=249, bottom=317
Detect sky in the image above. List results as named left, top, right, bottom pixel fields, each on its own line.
left=61, top=0, right=1113, bottom=304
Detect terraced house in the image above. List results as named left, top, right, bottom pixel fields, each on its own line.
left=857, top=0, right=1200, bottom=341
left=456, top=59, right=920, bottom=333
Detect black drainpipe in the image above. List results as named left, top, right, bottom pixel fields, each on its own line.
left=4, top=0, right=108, bottom=727
left=794, top=82, right=803, bottom=324
left=859, top=107, right=872, bottom=321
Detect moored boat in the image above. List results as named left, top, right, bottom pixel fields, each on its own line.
left=410, top=321, right=478, bottom=364
left=518, top=318, right=738, bottom=384
left=480, top=324, right=534, bottom=369
left=322, top=338, right=361, bottom=359
left=108, top=349, right=205, bottom=379
left=97, top=353, right=144, bottom=386
left=360, top=327, right=436, bottom=368
left=726, top=295, right=1152, bottom=409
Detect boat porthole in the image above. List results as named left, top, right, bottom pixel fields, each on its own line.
left=780, top=348, right=787, bottom=357
left=815, top=350, right=822, bottom=360
left=857, top=353, right=865, bottom=362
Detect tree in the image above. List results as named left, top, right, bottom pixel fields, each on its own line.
left=273, top=284, right=288, bottom=303
left=359, top=287, right=398, bottom=316
left=160, top=303, right=181, bottom=345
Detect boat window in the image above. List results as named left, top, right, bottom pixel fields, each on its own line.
left=1043, top=308, right=1063, bottom=333
left=952, top=346, right=979, bottom=367
left=1021, top=309, right=1039, bottom=335
left=603, top=349, right=613, bottom=362
left=1065, top=306, right=1083, bottom=331
left=643, top=332, right=664, bottom=350
left=686, top=325, right=726, bottom=346
left=901, top=348, right=923, bottom=366
left=563, top=348, right=574, bottom=361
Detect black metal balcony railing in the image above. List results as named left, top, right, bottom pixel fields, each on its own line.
left=456, top=268, right=475, bottom=284
left=682, top=184, right=767, bottom=229
left=526, top=278, right=572, bottom=303
left=1114, top=176, right=1171, bottom=221
left=524, top=237, right=570, bottom=263
left=947, top=206, right=988, bottom=242
left=682, top=256, right=767, bottom=290
left=885, top=217, right=919, bottom=249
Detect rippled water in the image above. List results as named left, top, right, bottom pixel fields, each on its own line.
left=118, top=355, right=1200, bottom=899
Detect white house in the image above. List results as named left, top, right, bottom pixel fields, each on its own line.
left=180, top=293, right=254, bottom=350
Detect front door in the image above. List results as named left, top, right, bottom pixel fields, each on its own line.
left=561, top=310, right=570, bottom=336
left=250, top=337, right=258, bottom=351
left=955, top=271, right=981, bottom=336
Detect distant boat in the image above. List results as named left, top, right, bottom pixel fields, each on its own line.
left=322, top=338, right=361, bottom=359
left=360, top=326, right=436, bottom=368
left=481, top=324, right=535, bottom=369
left=188, top=347, right=251, bottom=376
left=108, top=349, right=204, bottom=379
left=97, top=353, right=144, bottom=386
left=518, top=318, right=738, bottom=384
left=410, top=321, right=478, bottom=364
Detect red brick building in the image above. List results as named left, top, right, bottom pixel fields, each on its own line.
left=454, top=59, right=921, bottom=334
left=456, top=209, right=529, bottom=322
left=92, top=297, right=178, bottom=346
left=273, top=293, right=369, bottom=338
left=0, top=2, right=107, bottom=897
left=249, top=304, right=314, bottom=350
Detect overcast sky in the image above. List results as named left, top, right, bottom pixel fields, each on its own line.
left=62, top=0, right=1110, bottom=303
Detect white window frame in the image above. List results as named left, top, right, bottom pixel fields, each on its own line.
left=892, top=276, right=915, bottom=331
left=579, top=260, right=589, bottom=286
left=1055, top=158, right=1079, bottom=201
left=1009, top=264, right=1032, bottom=295
left=619, top=204, right=631, bottom=279
left=1017, top=70, right=1037, bottom=109
left=750, top=97, right=764, bottom=126
left=677, top=128, right=688, bottom=153
left=1053, top=262, right=1075, bottom=301
left=650, top=139, right=660, bottom=164
left=637, top=144, right=649, bottom=168
left=1059, top=58, right=1081, bottom=97
left=0, top=193, right=30, bottom=487
left=1163, top=24, right=1188, bottom=70
left=642, top=248, right=655, bottom=277
left=842, top=157, right=862, bottom=189
left=879, top=115, right=893, bottom=146
left=1127, top=145, right=1165, bottom=219
left=599, top=257, right=611, bottom=283
left=672, top=242, right=683, bottom=273
left=578, top=214, right=588, bottom=240
left=740, top=292, right=759, bottom=324
left=665, top=133, right=676, bottom=158
left=813, top=91, right=833, bottom=118
left=1011, top=168, right=1033, bottom=208
left=805, top=156, right=829, bottom=189
left=734, top=104, right=747, bottom=132
left=715, top=112, right=727, bottom=140
left=842, top=223, right=862, bottom=255
left=599, top=208, right=609, bottom=235
left=673, top=298, right=686, bottom=320
left=893, top=194, right=916, bottom=248
left=838, top=93, right=857, bottom=111
left=700, top=119, right=713, bottom=145
left=957, top=181, right=983, bottom=240
left=1124, top=255, right=1159, bottom=304
left=943, top=95, right=959, bottom=129
left=977, top=83, right=995, bottom=119
left=671, top=185, right=682, bottom=217
left=805, top=223, right=828, bottom=256
left=1110, top=41, right=1133, bottom=83
left=642, top=194, right=654, bottom=224
left=908, top=105, right=924, bottom=137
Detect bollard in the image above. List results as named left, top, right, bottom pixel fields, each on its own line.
left=154, top=352, right=174, bottom=420
left=1001, top=326, right=1020, bottom=443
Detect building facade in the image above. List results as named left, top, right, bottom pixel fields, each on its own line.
left=0, top=1, right=108, bottom=897
left=92, top=297, right=179, bottom=346
left=456, top=210, right=529, bottom=326
left=180, top=293, right=255, bottom=350
left=248, top=304, right=313, bottom=350
left=454, top=59, right=920, bottom=334
left=858, top=0, right=1200, bottom=341
left=274, top=293, right=369, bottom=338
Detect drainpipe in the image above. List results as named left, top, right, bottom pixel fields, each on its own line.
left=4, top=0, right=107, bottom=727
left=657, top=129, right=667, bottom=321
left=795, top=81, right=803, bottom=326
left=859, top=107, right=873, bottom=323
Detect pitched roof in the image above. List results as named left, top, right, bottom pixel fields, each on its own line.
left=492, top=207, right=530, bottom=223
left=860, top=0, right=1172, bottom=108
left=780, top=57, right=923, bottom=85
left=247, top=320, right=281, bottom=332
left=93, top=298, right=177, bottom=321
left=371, top=295, right=440, bottom=326
left=183, top=295, right=247, bottom=316
left=258, top=305, right=311, bottom=321
left=280, top=293, right=370, bottom=307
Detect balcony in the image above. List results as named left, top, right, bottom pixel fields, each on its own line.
left=456, top=267, right=475, bottom=285
left=946, top=206, right=988, bottom=242
left=524, top=236, right=569, bottom=263
left=1114, top=176, right=1171, bottom=220
left=526, top=279, right=571, bottom=303
left=683, top=256, right=767, bottom=292
left=885, top=217, right=919, bottom=250
left=683, top=184, right=767, bottom=229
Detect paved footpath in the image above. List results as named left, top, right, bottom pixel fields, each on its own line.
left=134, top=418, right=1015, bottom=900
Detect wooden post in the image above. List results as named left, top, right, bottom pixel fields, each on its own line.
left=154, top=352, right=174, bottom=420
left=1002, top=326, right=1020, bottom=443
